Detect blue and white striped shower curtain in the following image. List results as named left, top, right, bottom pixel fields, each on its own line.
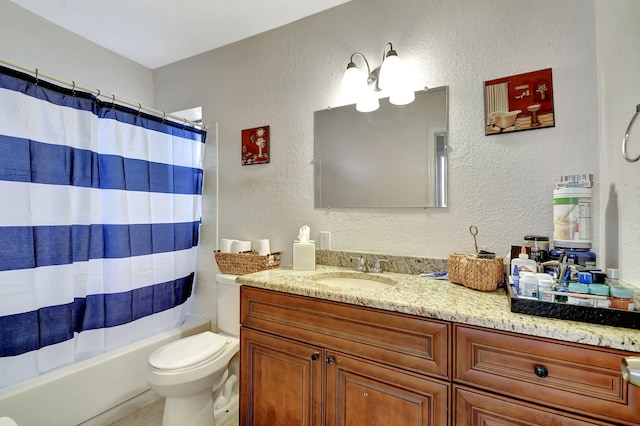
left=0, top=66, right=205, bottom=388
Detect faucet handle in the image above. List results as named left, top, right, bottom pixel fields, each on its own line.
left=350, top=256, right=365, bottom=271
left=371, top=259, right=389, bottom=273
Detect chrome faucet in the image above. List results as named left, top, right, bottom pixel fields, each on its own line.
left=350, top=257, right=388, bottom=273
left=350, top=256, right=366, bottom=272
left=370, top=259, right=389, bottom=273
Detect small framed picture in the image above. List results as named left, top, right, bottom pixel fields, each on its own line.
left=241, top=125, right=270, bottom=165
left=484, top=68, right=555, bottom=135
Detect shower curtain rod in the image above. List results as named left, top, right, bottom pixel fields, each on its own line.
left=0, top=56, right=204, bottom=129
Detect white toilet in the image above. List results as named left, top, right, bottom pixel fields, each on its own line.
left=146, top=274, right=241, bottom=426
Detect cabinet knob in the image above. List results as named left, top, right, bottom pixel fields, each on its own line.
left=310, top=353, right=320, bottom=362
left=534, top=365, right=549, bottom=378
left=326, top=356, right=335, bottom=365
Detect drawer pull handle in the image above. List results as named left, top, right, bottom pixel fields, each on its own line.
left=310, top=353, right=320, bottom=362
left=326, top=356, right=335, bottom=365
left=534, top=365, right=549, bottom=378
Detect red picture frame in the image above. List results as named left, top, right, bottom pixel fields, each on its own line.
left=484, top=68, right=555, bottom=135
left=241, top=125, right=270, bottom=165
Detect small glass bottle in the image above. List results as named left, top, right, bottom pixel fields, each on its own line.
left=605, top=268, right=620, bottom=287
left=610, top=286, right=635, bottom=311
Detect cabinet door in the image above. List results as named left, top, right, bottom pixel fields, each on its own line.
left=454, top=386, right=611, bottom=426
left=326, top=351, right=450, bottom=426
left=241, top=328, right=324, bottom=426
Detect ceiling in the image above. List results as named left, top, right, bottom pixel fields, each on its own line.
left=10, top=0, right=351, bottom=69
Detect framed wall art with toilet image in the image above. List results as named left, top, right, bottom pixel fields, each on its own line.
left=484, top=68, right=555, bottom=135
left=242, top=125, right=270, bottom=165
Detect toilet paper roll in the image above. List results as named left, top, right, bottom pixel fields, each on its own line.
left=220, top=239, right=235, bottom=253
left=255, top=239, right=271, bottom=256
left=231, top=240, right=252, bottom=253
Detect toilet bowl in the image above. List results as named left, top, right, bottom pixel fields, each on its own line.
left=146, top=273, right=242, bottom=426
left=146, top=331, right=239, bottom=426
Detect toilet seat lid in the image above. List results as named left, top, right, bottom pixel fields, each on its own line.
left=148, top=331, right=228, bottom=370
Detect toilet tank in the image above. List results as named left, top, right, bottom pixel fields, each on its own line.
left=216, top=274, right=241, bottom=336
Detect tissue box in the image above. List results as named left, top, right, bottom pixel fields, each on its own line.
left=293, top=241, right=315, bottom=271
left=447, top=253, right=504, bottom=291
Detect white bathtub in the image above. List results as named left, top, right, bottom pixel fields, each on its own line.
left=490, top=109, right=522, bottom=130
left=0, top=315, right=210, bottom=426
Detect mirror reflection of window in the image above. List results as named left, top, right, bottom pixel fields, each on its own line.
left=313, top=87, right=448, bottom=208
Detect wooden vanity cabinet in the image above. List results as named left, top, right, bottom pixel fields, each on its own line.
left=240, top=286, right=640, bottom=425
left=454, top=324, right=640, bottom=425
left=240, top=287, right=450, bottom=426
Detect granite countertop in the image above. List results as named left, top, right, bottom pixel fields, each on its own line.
left=237, top=265, right=640, bottom=353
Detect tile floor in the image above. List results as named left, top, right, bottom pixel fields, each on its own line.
left=107, top=398, right=164, bottom=426
left=107, top=398, right=239, bottom=426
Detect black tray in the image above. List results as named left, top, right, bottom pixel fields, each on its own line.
left=507, top=285, right=640, bottom=330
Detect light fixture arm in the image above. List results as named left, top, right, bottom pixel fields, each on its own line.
left=381, top=42, right=396, bottom=64
left=348, top=52, right=374, bottom=86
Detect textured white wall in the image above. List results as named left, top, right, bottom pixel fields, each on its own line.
left=154, top=0, right=600, bottom=267
left=1, top=0, right=638, bottom=320
left=596, top=0, right=640, bottom=284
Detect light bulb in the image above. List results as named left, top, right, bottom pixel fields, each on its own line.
left=356, top=89, right=380, bottom=112
left=389, top=89, right=416, bottom=106
left=378, top=52, right=404, bottom=92
left=342, top=63, right=367, bottom=100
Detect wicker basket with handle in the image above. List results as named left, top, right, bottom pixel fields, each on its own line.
left=447, top=253, right=504, bottom=291
left=214, top=251, right=281, bottom=275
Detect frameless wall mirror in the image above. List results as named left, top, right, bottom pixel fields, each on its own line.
left=314, top=86, right=448, bottom=208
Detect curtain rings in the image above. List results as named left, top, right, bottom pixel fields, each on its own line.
left=183, top=118, right=187, bottom=129
left=161, top=111, right=166, bottom=123
left=137, top=103, right=142, bottom=116
left=111, top=95, right=116, bottom=109
left=71, top=81, right=76, bottom=96
left=34, top=68, right=39, bottom=85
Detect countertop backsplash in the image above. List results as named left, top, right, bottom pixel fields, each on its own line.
left=316, top=249, right=448, bottom=275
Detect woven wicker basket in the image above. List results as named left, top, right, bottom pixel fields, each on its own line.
left=447, top=253, right=504, bottom=291
left=214, top=251, right=281, bottom=275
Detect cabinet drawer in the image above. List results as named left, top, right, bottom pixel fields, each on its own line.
left=241, top=287, right=450, bottom=380
left=454, top=385, right=610, bottom=425
left=454, top=324, right=640, bottom=425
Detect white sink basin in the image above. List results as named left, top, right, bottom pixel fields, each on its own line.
left=311, top=272, right=396, bottom=289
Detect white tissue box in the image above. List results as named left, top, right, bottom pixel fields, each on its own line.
left=293, top=241, right=315, bottom=271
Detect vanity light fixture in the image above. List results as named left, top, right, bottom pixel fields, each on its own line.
left=342, top=42, right=415, bottom=112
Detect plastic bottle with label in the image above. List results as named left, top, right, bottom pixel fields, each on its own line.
left=510, top=247, right=537, bottom=295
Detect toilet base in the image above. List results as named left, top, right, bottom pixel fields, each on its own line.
left=162, top=389, right=214, bottom=426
